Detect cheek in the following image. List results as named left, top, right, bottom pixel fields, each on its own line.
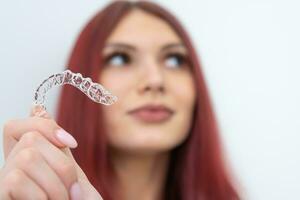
left=169, top=73, right=196, bottom=137
left=99, top=69, right=134, bottom=97
left=99, top=69, right=136, bottom=138
left=170, top=73, right=196, bottom=113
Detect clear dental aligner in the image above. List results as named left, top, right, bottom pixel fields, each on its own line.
left=33, top=69, right=118, bottom=110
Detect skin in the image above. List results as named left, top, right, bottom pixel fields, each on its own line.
left=100, top=9, right=196, bottom=199
left=0, top=107, right=102, bottom=199
left=0, top=9, right=196, bottom=200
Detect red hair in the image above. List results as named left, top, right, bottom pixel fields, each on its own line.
left=56, top=1, right=240, bottom=199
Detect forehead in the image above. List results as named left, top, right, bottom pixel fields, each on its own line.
left=106, top=9, right=182, bottom=48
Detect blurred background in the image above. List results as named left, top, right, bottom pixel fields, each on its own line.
left=0, top=0, right=299, bottom=199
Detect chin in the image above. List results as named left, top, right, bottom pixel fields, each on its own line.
left=106, top=117, right=191, bottom=155
left=108, top=132, right=187, bottom=155
left=112, top=144, right=173, bottom=155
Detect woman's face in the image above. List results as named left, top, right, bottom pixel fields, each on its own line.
left=99, top=9, right=196, bottom=155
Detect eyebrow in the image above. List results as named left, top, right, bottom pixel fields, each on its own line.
left=104, top=43, right=136, bottom=51
left=104, top=42, right=186, bottom=52
left=160, top=43, right=186, bottom=52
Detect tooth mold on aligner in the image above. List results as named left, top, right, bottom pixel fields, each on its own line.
left=33, top=69, right=118, bottom=110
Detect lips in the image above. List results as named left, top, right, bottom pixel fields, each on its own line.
left=127, top=104, right=174, bottom=123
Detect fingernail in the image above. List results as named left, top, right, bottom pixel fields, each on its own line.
left=55, top=129, right=78, bottom=148
left=30, top=104, right=44, bottom=116
left=36, top=110, right=47, bottom=117
left=70, top=182, right=83, bottom=200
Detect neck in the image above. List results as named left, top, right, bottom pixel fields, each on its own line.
left=109, top=149, right=170, bottom=200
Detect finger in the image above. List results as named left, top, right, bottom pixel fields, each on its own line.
left=3, top=117, right=77, bottom=159
left=63, top=148, right=100, bottom=200
left=63, top=148, right=89, bottom=181
left=4, top=147, right=69, bottom=200
left=0, top=169, right=47, bottom=200
left=30, top=104, right=51, bottom=119
left=5, top=131, right=78, bottom=193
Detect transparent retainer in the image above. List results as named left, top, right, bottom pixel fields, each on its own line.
left=33, top=69, right=118, bottom=110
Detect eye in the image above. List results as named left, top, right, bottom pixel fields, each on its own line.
left=104, top=52, right=131, bottom=67
left=164, top=53, right=187, bottom=69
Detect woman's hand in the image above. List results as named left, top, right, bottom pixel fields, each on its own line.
left=0, top=107, right=103, bottom=200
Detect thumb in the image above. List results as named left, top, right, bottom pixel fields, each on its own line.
left=63, top=148, right=88, bottom=181
left=63, top=148, right=103, bottom=200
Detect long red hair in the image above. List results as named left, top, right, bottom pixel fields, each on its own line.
left=56, top=1, right=240, bottom=199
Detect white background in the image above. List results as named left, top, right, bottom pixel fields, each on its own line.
left=0, top=0, right=299, bottom=199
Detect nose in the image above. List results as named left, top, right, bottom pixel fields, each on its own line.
left=137, top=59, right=165, bottom=94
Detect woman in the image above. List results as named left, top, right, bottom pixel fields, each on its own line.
left=1, top=1, right=240, bottom=199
